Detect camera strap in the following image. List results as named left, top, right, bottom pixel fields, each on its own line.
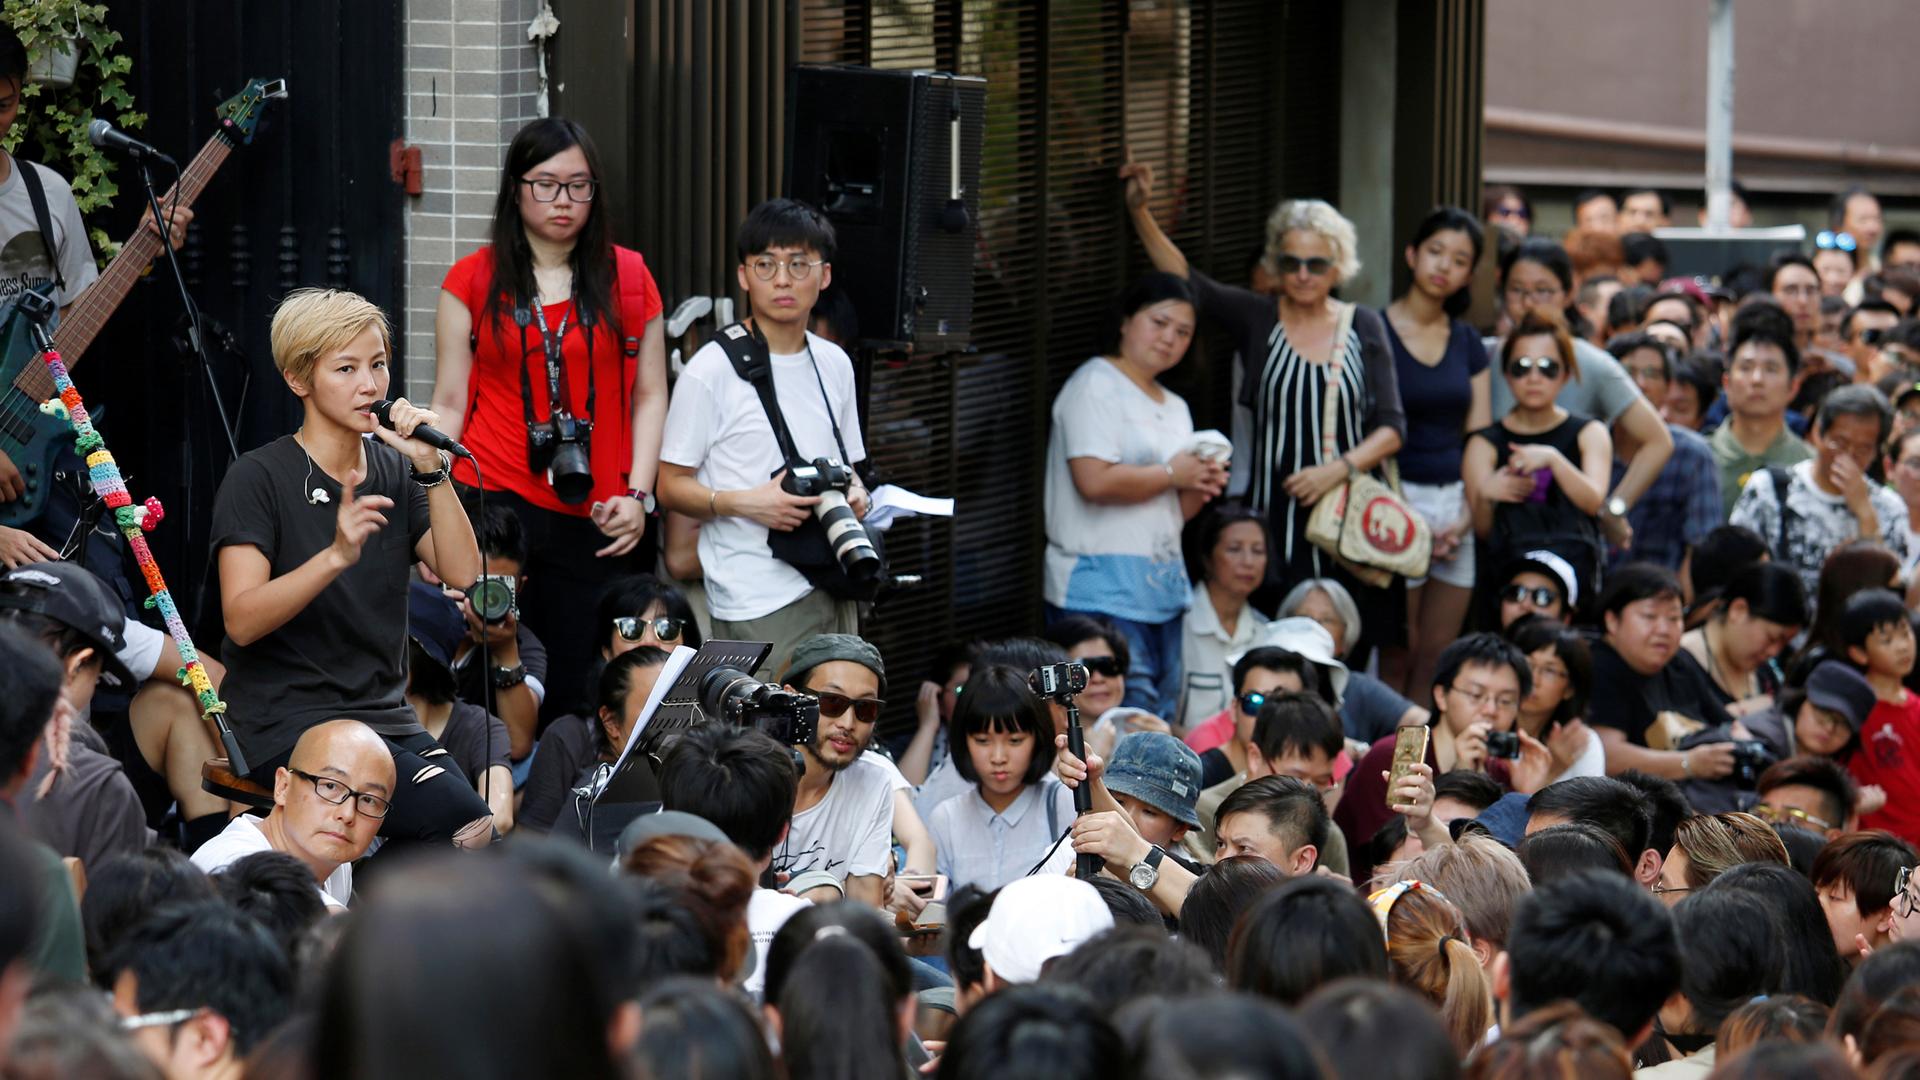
left=517, top=290, right=598, bottom=428
left=714, top=319, right=853, bottom=471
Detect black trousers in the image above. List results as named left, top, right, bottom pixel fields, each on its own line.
left=466, top=486, right=650, bottom=722
left=250, top=730, right=492, bottom=847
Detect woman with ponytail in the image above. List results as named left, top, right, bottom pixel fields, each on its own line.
left=762, top=903, right=918, bottom=1080
left=1369, top=879, right=1496, bottom=1056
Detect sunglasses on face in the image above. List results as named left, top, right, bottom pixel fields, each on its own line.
left=1501, top=584, right=1560, bottom=608
left=613, top=615, right=687, bottom=643
left=1506, top=355, right=1563, bottom=380
left=1238, top=690, right=1271, bottom=715
left=1276, top=255, right=1334, bottom=277
left=1817, top=230, right=1859, bottom=253
left=812, top=690, right=885, bottom=724
left=1078, top=655, right=1124, bottom=678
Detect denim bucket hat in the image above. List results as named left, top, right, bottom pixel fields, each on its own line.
left=1102, top=731, right=1204, bottom=829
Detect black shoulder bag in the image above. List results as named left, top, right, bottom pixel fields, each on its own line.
left=712, top=321, right=886, bottom=602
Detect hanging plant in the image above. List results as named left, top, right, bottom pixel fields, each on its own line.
left=1, top=0, right=146, bottom=261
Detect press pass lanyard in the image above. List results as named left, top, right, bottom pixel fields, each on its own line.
left=530, top=295, right=572, bottom=420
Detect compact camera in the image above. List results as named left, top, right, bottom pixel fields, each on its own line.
left=781, top=456, right=881, bottom=584
left=1728, top=739, right=1778, bottom=787
left=528, top=411, right=594, bottom=505
left=1485, top=730, right=1521, bottom=760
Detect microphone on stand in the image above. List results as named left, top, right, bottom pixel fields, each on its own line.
left=370, top=400, right=474, bottom=459
left=87, top=120, right=177, bottom=166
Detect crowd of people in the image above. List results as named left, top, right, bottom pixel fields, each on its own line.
left=10, top=17, right=1920, bottom=1073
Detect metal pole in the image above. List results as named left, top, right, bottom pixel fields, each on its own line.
left=1705, top=0, right=1734, bottom=230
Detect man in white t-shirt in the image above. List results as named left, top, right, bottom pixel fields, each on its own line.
left=658, top=723, right=812, bottom=998
left=765, top=634, right=896, bottom=906
left=658, top=200, right=870, bottom=674
left=191, top=718, right=393, bottom=910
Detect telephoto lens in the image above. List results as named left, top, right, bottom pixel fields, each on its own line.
left=812, top=488, right=880, bottom=582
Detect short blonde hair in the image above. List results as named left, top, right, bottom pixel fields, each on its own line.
left=1262, top=199, right=1362, bottom=285
left=270, top=288, right=392, bottom=387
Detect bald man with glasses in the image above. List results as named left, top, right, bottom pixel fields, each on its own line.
left=191, top=719, right=395, bottom=909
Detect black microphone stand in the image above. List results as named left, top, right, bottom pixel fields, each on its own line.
left=135, top=153, right=241, bottom=461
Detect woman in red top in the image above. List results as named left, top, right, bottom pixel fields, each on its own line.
left=431, top=117, right=667, bottom=723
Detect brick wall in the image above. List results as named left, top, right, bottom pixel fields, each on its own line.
left=399, top=0, right=545, bottom=402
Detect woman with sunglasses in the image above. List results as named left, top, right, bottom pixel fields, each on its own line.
left=1123, top=159, right=1408, bottom=669
left=597, top=573, right=702, bottom=659
left=1464, top=309, right=1612, bottom=598
left=1495, top=238, right=1673, bottom=555
left=1378, top=206, right=1491, bottom=701
left=431, top=117, right=669, bottom=732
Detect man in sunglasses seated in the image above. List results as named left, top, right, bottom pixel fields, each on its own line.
left=1494, top=550, right=1580, bottom=630
left=770, top=634, right=896, bottom=906
left=191, top=718, right=394, bottom=910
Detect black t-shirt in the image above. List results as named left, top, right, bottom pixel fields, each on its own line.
left=1588, top=640, right=1733, bottom=747
left=1199, top=747, right=1236, bottom=789
left=437, top=701, right=511, bottom=788
left=519, top=714, right=597, bottom=833
left=210, top=435, right=432, bottom=766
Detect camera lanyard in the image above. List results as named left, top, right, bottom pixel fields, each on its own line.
left=516, top=292, right=597, bottom=430
left=731, top=319, right=854, bottom=472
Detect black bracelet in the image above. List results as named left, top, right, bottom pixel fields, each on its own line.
left=412, top=469, right=449, bottom=488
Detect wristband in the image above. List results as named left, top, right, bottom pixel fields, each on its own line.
left=1681, top=749, right=1693, bottom=777
left=708, top=488, right=719, bottom=517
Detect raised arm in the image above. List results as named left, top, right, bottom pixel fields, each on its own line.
left=1121, top=151, right=1189, bottom=279
left=430, top=290, right=475, bottom=442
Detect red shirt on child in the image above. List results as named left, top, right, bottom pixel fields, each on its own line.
left=1850, top=692, right=1920, bottom=845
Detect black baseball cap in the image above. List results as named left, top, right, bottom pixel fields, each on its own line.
left=0, top=561, right=138, bottom=686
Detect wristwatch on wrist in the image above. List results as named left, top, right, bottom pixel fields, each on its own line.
left=1128, top=844, right=1166, bottom=891
left=1605, top=495, right=1628, bottom=518
left=626, top=488, right=658, bottom=515
left=490, top=663, right=528, bottom=690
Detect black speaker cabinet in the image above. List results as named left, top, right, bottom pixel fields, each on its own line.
left=786, top=65, right=986, bottom=352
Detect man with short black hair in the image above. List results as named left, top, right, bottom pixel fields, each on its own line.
left=1620, top=232, right=1669, bottom=287
left=107, top=900, right=292, bottom=1080
left=1493, top=869, right=1681, bottom=1045
left=1771, top=252, right=1825, bottom=352
left=1212, top=774, right=1328, bottom=875
left=1605, top=334, right=1721, bottom=571
left=1812, top=831, right=1918, bottom=963
left=1756, top=754, right=1859, bottom=839
left=1191, top=689, right=1348, bottom=866
left=1845, top=299, right=1904, bottom=385
left=1616, top=770, right=1688, bottom=884
left=1710, top=303, right=1813, bottom=519
left=445, top=502, right=548, bottom=760
left=658, top=199, right=870, bottom=667
left=1884, top=228, right=1920, bottom=277
left=0, top=624, right=84, bottom=986
left=1620, top=188, right=1671, bottom=233
left=771, top=633, right=895, bottom=905
left=658, top=722, right=808, bottom=996
left=1732, top=384, right=1910, bottom=592
left=1525, top=775, right=1659, bottom=888
left=1573, top=189, right=1617, bottom=234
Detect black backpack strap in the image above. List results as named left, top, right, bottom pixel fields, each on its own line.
left=15, top=158, right=66, bottom=294
left=715, top=321, right=804, bottom=468
left=1766, top=466, right=1795, bottom=558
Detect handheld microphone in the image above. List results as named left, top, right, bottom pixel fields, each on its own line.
left=371, top=400, right=474, bottom=459
left=87, top=119, right=177, bottom=166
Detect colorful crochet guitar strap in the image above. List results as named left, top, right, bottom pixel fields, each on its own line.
left=34, top=343, right=230, bottom=741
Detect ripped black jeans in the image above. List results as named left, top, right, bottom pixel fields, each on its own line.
left=248, top=730, right=494, bottom=849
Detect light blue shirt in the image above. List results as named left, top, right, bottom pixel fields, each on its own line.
left=927, top=777, right=1077, bottom=893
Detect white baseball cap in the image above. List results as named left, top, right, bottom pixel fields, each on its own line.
left=967, top=875, right=1113, bottom=984
left=1230, top=616, right=1350, bottom=704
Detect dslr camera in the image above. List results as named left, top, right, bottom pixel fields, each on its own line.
left=1728, top=739, right=1778, bottom=787
left=468, top=573, right=518, bottom=625
left=698, top=666, right=820, bottom=748
left=528, top=410, right=594, bottom=505
left=781, top=456, right=881, bottom=584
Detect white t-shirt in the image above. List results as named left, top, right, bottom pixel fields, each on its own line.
left=1043, top=357, right=1194, bottom=622
left=190, top=814, right=352, bottom=910
left=1729, top=458, right=1912, bottom=595
left=743, top=887, right=812, bottom=999
left=862, top=749, right=912, bottom=792
left=769, top=753, right=895, bottom=883
left=0, top=154, right=100, bottom=308
left=659, top=331, right=866, bottom=621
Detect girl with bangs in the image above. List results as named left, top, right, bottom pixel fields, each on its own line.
left=926, top=665, right=1075, bottom=891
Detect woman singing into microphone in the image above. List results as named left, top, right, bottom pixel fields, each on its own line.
left=431, top=117, right=668, bottom=729
left=211, top=288, right=492, bottom=846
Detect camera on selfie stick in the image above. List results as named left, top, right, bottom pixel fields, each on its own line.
left=1029, top=661, right=1103, bottom=881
